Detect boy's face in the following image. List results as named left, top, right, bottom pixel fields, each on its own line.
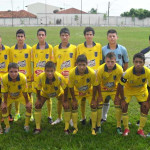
left=9, top=68, right=19, bottom=80
left=60, top=33, right=70, bottom=43
left=45, top=67, right=55, bottom=80
left=133, top=58, right=144, bottom=71
left=105, top=57, right=116, bottom=70
left=37, top=31, right=46, bottom=42
left=107, top=33, right=118, bottom=45
left=84, top=31, right=94, bottom=42
left=77, top=62, right=87, bottom=74
left=16, top=33, right=25, bottom=44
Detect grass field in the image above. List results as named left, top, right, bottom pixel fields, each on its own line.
left=0, top=26, right=150, bottom=150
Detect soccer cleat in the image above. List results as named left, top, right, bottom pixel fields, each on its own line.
left=101, top=119, right=106, bottom=124
left=72, top=128, right=78, bottom=135
left=4, top=127, right=10, bottom=134
left=147, top=133, right=150, bottom=137
left=8, top=114, right=14, bottom=122
left=64, top=129, right=70, bottom=135
left=117, top=127, right=122, bottom=135
left=136, top=120, right=140, bottom=126
left=80, top=118, right=86, bottom=125
left=96, top=127, right=101, bottom=134
left=14, top=113, right=21, bottom=122
left=137, top=129, right=146, bottom=138
left=92, top=128, right=96, bottom=135
left=69, top=119, right=73, bottom=127
left=33, top=129, right=41, bottom=134
left=48, top=117, right=53, bottom=124
left=30, top=115, right=34, bottom=122
left=51, top=118, right=62, bottom=125
left=24, top=126, right=30, bottom=132
left=123, top=129, right=130, bottom=136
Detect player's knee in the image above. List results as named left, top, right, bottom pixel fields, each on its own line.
left=141, top=104, right=149, bottom=115
left=35, top=102, right=42, bottom=109
left=121, top=105, right=128, bottom=113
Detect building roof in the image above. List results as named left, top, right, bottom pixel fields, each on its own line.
left=56, top=8, right=87, bottom=14
left=0, top=10, right=37, bottom=18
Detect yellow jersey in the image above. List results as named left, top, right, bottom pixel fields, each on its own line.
left=31, top=42, right=53, bottom=81
left=36, top=71, right=67, bottom=99
left=77, top=42, right=102, bottom=71
left=97, top=63, right=123, bottom=92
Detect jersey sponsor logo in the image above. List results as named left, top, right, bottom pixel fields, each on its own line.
left=78, top=85, right=88, bottom=91
left=19, top=70, right=27, bottom=75
left=45, top=54, right=49, bottom=59
left=88, top=59, right=95, bottom=67
left=25, top=53, right=28, bottom=58
left=70, top=53, right=73, bottom=58
left=4, top=55, right=7, bottom=60
left=0, top=62, right=5, bottom=69
left=47, top=92, right=57, bottom=97
left=18, top=60, right=26, bottom=67
left=61, top=60, right=71, bottom=70
left=105, top=82, right=115, bottom=88
left=36, top=61, right=46, bottom=68
left=61, top=71, right=69, bottom=78
left=94, top=52, right=98, bottom=57
left=35, top=70, right=43, bottom=76
left=10, top=92, right=20, bottom=97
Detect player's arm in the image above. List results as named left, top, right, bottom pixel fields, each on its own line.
left=122, top=48, right=129, bottom=71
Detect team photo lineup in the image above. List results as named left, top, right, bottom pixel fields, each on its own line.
left=1, top=26, right=150, bottom=138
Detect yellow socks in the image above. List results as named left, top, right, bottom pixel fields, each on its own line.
left=115, top=105, right=122, bottom=128
left=15, top=101, right=20, bottom=114
left=47, top=99, right=52, bottom=118
left=81, top=98, right=86, bottom=120
left=64, top=110, right=71, bottom=130
left=25, top=112, right=31, bottom=127
left=122, top=113, right=129, bottom=129
left=138, top=113, right=147, bottom=130
left=97, top=106, right=102, bottom=127
left=3, top=113, right=10, bottom=128
left=34, top=109, right=42, bottom=129
left=72, top=110, right=78, bottom=133
left=91, top=108, right=97, bottom=129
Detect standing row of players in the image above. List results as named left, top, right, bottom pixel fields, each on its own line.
left=1, top=27, right=149, bottom=137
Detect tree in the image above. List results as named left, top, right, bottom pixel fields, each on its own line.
left=89, top=8, right=97, bottom=14
left=121, top=8, right=150, bottom=19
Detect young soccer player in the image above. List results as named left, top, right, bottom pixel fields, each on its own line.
left=118, top=53, right=150, bottom=137
left=0, top=35, right=10, bottom=133
left=34, top=61, right=68, bottom=134
left=68, top=55, right=98, bottom=135
left=97, top=52, right=123, bottom=134
left=31, top=28, right=53, bottom=124
left=9, top=29, right=33, bottom=122
left=76, top=27, right=102, bottom=124
left=101, top=29, right=129, bottom=123
left=52, top=28, right=76, bottom=125
left=1, top=63, right=32, bottom=133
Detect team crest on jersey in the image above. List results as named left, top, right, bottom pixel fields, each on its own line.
left=86, top=78, right=90, bottom=83
left=61, top=60, right=71, bottom=69
left=45, top=54, right=49, bottom=59
left=142, top=78, right=146, bottom=82
left=70, top=53, right=73, bottom=58
left=88, top=59, right=95, bottom=67
left=118, top=54, right=122, bottom=59
left=18, top=60, right=26, bottom=67
left=0, top=62, right=5, bottom=69
left=94, top=52, right=98, bottom=57
left=25, top=53, right=28, bottom=58
left=113, top=75, right=116, bottom=80
left=54, top=86, right=58, bottom=90
left=18, top=85, right=21, bottom=90
left=4, top=55, right=7, bottom=60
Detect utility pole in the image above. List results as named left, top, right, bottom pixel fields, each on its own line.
left=108, top=1, right=110, bottom=25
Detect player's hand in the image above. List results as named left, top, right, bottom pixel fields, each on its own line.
left=114, top=96, right=121, bottom=105
left=91, top=99, right=97, bottom=109
left=63, top=101, right=69, bottom=110
left=35, top=100, right=42, bottom=109
left=1, top=102, right=7, bottom=114
left=121, top=100, right=127, bottom=109
left=26, top=102, right=32, bottom=112
left=72, top=99, right=78, bottom=110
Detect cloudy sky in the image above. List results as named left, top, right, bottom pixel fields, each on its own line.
left=1, top=0, right=150, bottom=16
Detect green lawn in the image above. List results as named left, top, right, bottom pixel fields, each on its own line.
left=0, top=26, right=150, bottom=150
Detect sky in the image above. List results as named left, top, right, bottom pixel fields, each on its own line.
left=1, top=0, right=150, bottom=16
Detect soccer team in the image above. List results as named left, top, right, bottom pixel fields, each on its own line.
left=0, top=27, right=150, bottom=137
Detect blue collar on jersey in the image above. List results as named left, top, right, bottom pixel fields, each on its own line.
left=75, top=67, right=89, bottom=75
left=8, top=73, right=20, bottom=81
left=0, top=44, right=5, bottom=50
left=58, top=43, right=70, bottom=49
left=36, top=42, right=49, bottom=49
left=107, top=43, right=118, bottom=49
left=84, top=41, right=96, bottom=47
left=45, top=76, right=56, bottom=84
left=15, top=43, right=27, bottom=49
left=104, top=64, right=116, bottom=72
left=133, top=67, right=145, bottom=75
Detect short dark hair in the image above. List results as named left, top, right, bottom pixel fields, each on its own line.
left=133, top=53, right=145, bottom=63
left=16, top=29, right=25, bottom=37
left=37, top=28, right=46, bottom=36
left=107, top=29, right=117, bottom=35
left=45, top=61, right=56, bottom=70
left=76, top=55, right=87, bottom=64
left=83, top=27, right=95, bottom=35
left=60, top=28, right=70, bottom=35
left=105, top=52, right=116, bottom=60
left=8, top=63, right=19, bottom=71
